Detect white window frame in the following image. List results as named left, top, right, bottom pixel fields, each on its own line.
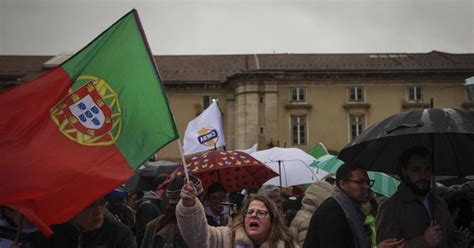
left=349, top=114, right=365, bottom=140
left=291, top=115, right=307, bottom=145
left=349, top=86, right=364, bottom=102
left=408, top=86, right=423, bottom=102
left=290, top=87, right=306, bottom=102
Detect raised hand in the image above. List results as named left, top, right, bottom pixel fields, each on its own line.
left=458, top=226, right=473, bottom=243
left=424, top=224, right=443, bottom=247
left=180, top=179, right=197, bottom=207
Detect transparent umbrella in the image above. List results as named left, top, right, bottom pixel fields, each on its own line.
left=252, top=147, right=328, bottom=187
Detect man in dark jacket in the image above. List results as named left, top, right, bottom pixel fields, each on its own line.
left=135, top=173, right=170, bottom=247
left=303, top=163, right=404, bottom=248
left=40, top=197, right=136, bottom=248
left=376, top=146, right=470, bottom=248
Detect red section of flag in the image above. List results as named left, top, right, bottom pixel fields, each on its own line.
left=0, top=67, right=132, bottom=236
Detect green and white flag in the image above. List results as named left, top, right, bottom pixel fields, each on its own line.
left=464, top=76, right=474, bottom=101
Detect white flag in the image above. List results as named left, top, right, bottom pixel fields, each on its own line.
left=239, top=143, right=258, bottom=154
left=183, top=101, right=226, bottom=155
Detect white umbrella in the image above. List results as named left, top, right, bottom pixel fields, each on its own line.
left=251, top=147, right=328, bottom=187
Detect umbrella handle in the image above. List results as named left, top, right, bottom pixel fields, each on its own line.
left=431, top=173, right=437, bottom=224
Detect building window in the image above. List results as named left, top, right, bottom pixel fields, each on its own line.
left=350, top=114, right=365, bottom=140
left=203, top=95, right=218, bottom=109
left=290, top=87, right=306, bottom=102
left=291, top=115, right=307, bottom=145
left=408, top=86, right=423, bottom=101
left=260, top=126, right=265, bottom=135
left=349, top=87, right=364, bottom=102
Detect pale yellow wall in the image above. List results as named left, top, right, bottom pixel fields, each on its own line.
left=309, top=82, right=353, bottom=153
left=155, top=76, right=471, bottom=161
left=235, top=82, right=260, bottom=149
left=225, top=93, right=236, bottom=151
left=262, top=78, right=471, bottom=154
left=262, top=82, right=279, bottom=150
left=422, top=80, right=469, bottom=109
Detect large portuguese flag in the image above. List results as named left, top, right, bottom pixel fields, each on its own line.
left=0, top=10, right=178, bottom=235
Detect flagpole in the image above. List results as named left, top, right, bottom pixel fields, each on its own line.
left=215, top=99, right=226, bottom=152
left=177, top=139, right=190, bottom=181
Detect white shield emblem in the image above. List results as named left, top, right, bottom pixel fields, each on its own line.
left=69, top=95, right=106, bottom=130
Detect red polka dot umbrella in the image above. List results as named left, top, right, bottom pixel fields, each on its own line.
left=175, top=150, right=279, bottom=192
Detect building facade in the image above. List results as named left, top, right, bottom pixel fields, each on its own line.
left=1, top=51, right=474, bottom=160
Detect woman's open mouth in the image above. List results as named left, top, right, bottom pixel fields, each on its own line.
left=249, top=221, right=260, bottom=230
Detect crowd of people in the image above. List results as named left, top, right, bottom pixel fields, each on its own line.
left=2, top=145, right=474, bottom=247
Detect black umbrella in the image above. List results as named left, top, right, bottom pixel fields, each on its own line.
left=339, top=108, right=474, bottom=176
left=124, top=160, right=180, bottom=192
left=339, top=108, right=474, bottom=223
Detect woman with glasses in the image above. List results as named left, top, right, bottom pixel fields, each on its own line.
left=176, top=181, right=297, bottom=248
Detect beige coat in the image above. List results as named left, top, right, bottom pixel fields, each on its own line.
left=289, top=181, right=333, bottom=247
left=176, top=199, right=294, bottom=248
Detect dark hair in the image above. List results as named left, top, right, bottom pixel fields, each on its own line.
left=207, top=182, right=225, bottom=195
left=445, top=194, right=472, bottom=229
left=152, top=173, right=170, bottom=190
left=335, top=163, right=367, bottom=189
left=398, top=146, right=431, bottom=172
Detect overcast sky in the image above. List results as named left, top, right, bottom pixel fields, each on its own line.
left=0, top=0, right=473, bottom=56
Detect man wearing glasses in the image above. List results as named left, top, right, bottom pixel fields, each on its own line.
left=303, top=163, right=404, bottom=248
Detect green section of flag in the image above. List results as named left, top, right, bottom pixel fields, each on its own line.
left=307, top=143, right=329, bottom=159
left=61, top=10, right=178, bottom=170
left=311, top=154, right=344, bottom=172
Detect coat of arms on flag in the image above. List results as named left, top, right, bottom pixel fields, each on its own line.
left=50, top=76, right=122, bottom=146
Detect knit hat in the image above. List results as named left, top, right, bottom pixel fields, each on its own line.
left=166, top=175, right=203, bottom=204
left=258, top=185, right=280, bottom=198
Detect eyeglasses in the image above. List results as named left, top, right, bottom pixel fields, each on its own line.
left=345, top=179, right=375, bottom=187
left=245, top=208, right=269, bottom=219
